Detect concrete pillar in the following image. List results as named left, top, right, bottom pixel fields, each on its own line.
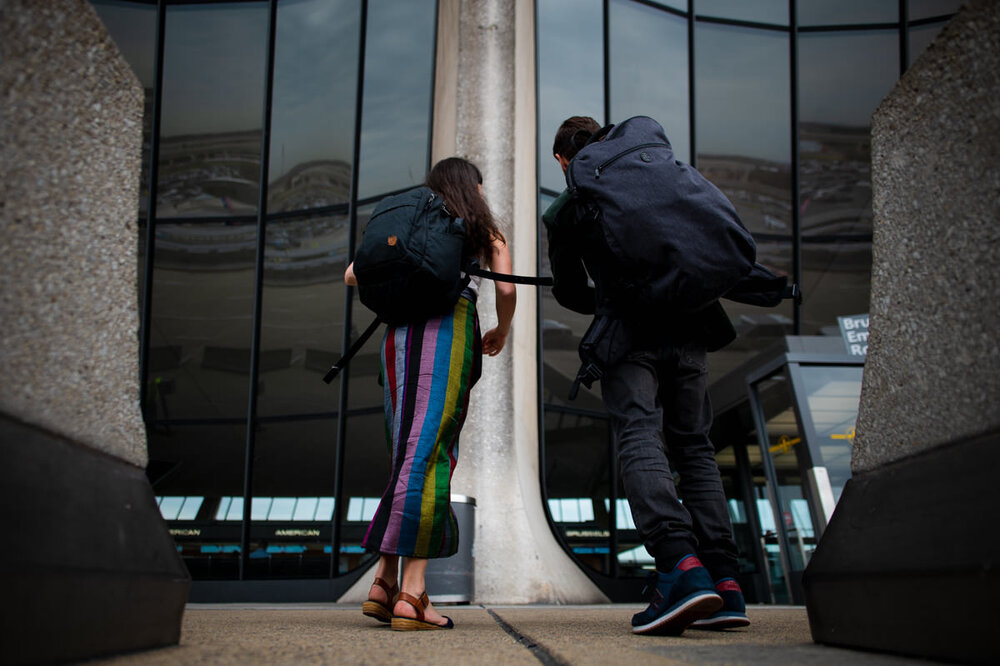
left=435, top=0, right=605, bottom=603
left=802, top=1, right=1000, bottom=662
left=0, top=1, right=188, bottom=662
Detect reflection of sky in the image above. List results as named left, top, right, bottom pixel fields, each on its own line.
left=696, top=22, right=790, bottom=163
left=356, top=0, right=436, bottom=198
left=610, top=0, right=690, bottom=163
left=91, top=0, right=156, bottom=86
left=269, top=0, right=360, bottom=179
left=161, top=3, right=269, bottom=137
left=537, top=0, right=604, bottom=193
left=799, top=30, right=898, bottom=127
left=908, top=0, right=965, bottom=20
left=797, top=0, right=897, bottom=26
left=696, top=0, right=788, bottom=25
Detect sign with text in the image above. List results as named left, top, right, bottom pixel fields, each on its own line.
left=838, top=314, right=869, bottom=357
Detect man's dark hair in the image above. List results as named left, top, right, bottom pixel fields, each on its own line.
left=553, top=116, right=601, bottom=161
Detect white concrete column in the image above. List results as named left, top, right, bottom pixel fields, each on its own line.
left=436, top=0, right=605, bottom=604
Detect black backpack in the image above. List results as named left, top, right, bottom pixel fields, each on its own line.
left=323, top=186, right=552, bottom=384
left=353, top=186, right=467, bottom=326
left=566, top=116, right=757, bottom=314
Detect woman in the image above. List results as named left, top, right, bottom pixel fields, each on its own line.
left=345, top=157, right=515, bottom=630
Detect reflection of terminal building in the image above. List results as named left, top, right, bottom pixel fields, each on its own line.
left=157, top=130, right=264, bottom=216
left=78, top=0, right=960, bottom=610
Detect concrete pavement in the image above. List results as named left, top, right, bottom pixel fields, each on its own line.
left=90, top=604, right=935, bottom=665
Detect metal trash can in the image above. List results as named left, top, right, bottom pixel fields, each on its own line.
left=426, top=494, right=475, bottom=604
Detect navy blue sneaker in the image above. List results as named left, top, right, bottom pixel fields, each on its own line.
left=631, top=555, right=723, bottom=635
left=689, top=578, right=751, bottom=630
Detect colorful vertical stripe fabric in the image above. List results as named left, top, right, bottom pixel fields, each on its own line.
left=362, top=294, right=482, bottom=558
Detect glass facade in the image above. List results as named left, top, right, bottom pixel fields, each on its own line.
left=89, top=0, right=958, bottom=600
left=536, top=0, right=957, bottom=601
left=92, top=0, right=437, bottom=583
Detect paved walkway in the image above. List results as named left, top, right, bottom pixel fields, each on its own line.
left=91, top=604, right=934, bottom=665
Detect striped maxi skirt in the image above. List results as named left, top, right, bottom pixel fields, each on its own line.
left=362, top=292, right=482, bottom=559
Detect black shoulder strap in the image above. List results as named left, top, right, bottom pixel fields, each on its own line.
left=466, top=265, right=553, bottom=287
left=322, top=316, right=383, bottom=384
left=464, top=258, right=554, bottom=287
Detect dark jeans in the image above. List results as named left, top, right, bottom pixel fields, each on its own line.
left=601, top=343, right=739, bottom=580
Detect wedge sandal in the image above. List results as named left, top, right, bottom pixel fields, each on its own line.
left=362, top=576, right=398, bottom=623
left=390, top=591, right=454, bottom=631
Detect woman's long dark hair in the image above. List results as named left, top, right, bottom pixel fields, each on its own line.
left=425, top=157, right=505, bottom=264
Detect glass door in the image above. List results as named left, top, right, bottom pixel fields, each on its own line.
left=747, top=370, right=820, bottom=604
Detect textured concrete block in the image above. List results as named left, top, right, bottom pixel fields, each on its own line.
left=0, top=0, right=147, bottom=466
left=857, top=0, right=1000, bottom=473
left=806, top=3, right=1000, bottom=662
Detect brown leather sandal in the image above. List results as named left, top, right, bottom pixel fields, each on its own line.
left=362, top=576, right=398, bottom=623
left=390, top=591, right=454, bottom=631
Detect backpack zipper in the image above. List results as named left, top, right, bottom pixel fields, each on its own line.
left=594, top=142, right=670, bottom=179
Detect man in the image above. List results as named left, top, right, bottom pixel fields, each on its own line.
left=544, top=116, right=749, bottom=635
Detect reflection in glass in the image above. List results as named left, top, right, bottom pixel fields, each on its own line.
left=158, top=3, right=268, bottom=218
left=544, top=408, right=613, bottom=574
left=797, top=365, right=862, bottom=502
left=909, top=22, right=948, bottom=68
left=147, top=423, right=248, bottom=581
left=696, top=0, right=787, bottom=25
left=248, top=419, right=338, bottom=579
left=346, top=203, right=384, bottom=412
left=797, top=0, right=897, bottom=26
left=537, top=0, right=604, bottom=193
left=610, top=0, right=690, bottom=163
left=91, top=0, right=157, bottom=85
left=357, top=0, right=436, bottom=199
left=269, top=0, right=359, bottom=213
left=146, top=221, right=256, bottom=419
left=258, top=212, right=349, bottom=418
left=798, top=30, right=896, bottom=334
left=341, top=412, right=392, bottom=573
left=908, top=0, right=964, bottom=20
left=696, top=21, right=793, bottom=380
left=752, top=373, right=817, bottom=603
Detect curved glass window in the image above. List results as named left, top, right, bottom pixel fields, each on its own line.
left=537, top=0, right=604, bottom=193
left=92, top=0, right=436, bottom=587
left=797, top=0, right=898, bottom=27
left=610, top=0, right=690, bottom=163
left=536, top=0, right=959, bottom=602
left=798, top=29, right=897, bottom=336
left=696, top=0, right=788, bottom=26
left=357, top=0, right=437, bottom=198
left=696, top=20, right=793, bottom=379
left=158, top=3, right=269, bottom=218
left=908, top=0, right=964, bottom=20
left=268, top=0, right=359, bottom=212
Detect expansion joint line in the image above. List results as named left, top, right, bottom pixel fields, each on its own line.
left=486, top=608, right=568, bottom=666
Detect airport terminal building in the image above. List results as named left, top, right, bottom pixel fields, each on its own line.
left=86, top=0, right=960, bottom=606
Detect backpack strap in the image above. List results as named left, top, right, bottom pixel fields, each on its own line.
left=322, top=316, right=383, bottom=384
left=466, top=265, right=553, bottom=287
left=463, top=258, right=554, bottom=287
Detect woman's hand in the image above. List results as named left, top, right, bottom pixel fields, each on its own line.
left=344, top=262, right=357, bottom=286
left=481, top=327, right=509, bottom=356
